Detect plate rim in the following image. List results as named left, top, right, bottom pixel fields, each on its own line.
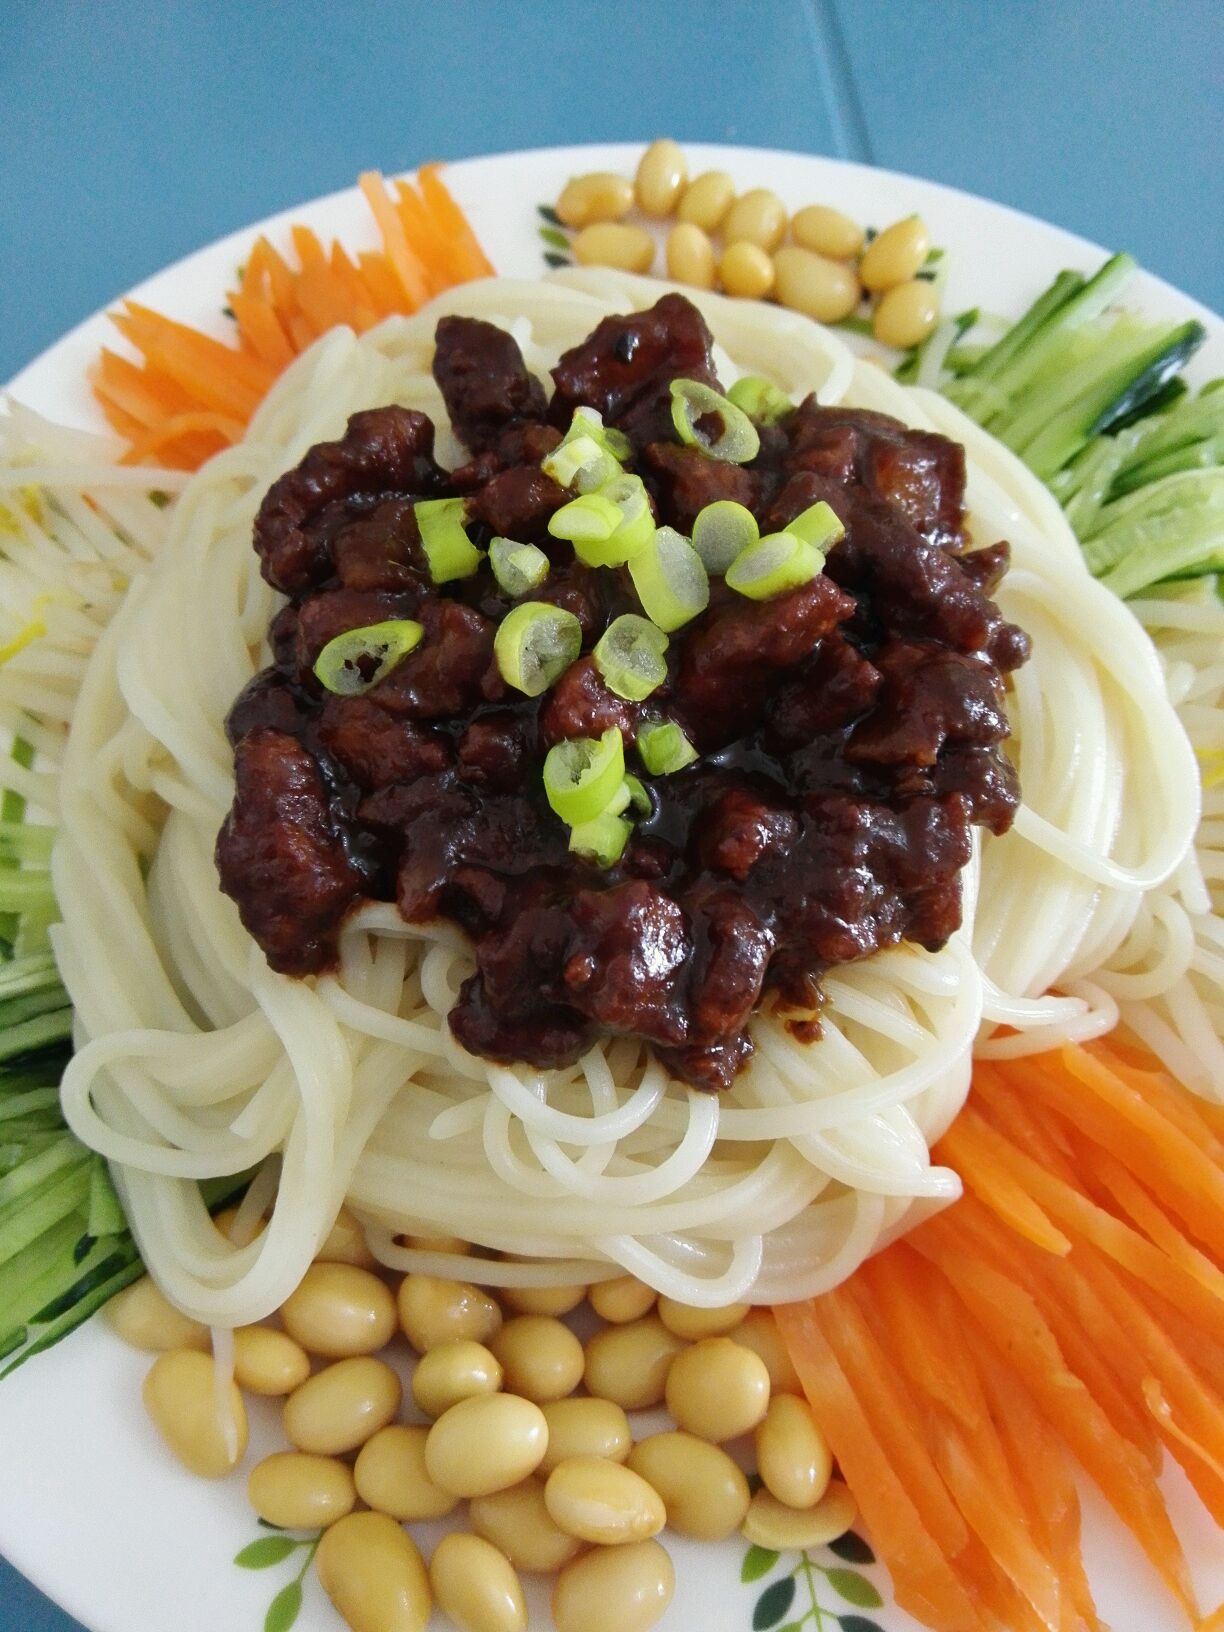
left=1, top=140, right=1219, bottom=1632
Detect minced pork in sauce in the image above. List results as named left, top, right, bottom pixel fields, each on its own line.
left=216, top=294, right=1029, bottom=1091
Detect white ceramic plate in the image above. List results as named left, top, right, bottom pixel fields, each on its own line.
left=2, top=144, right=1221, bottom=1632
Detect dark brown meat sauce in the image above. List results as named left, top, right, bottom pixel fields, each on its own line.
left=216, top=293, right=1029, bottom=1091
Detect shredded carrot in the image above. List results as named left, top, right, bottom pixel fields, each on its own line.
left=92, top=166, right=494, bottom=470
left=779, top=1037, right=1223, bottom=1631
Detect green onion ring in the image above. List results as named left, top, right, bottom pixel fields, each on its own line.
left=568, top=809, right=632, bottom=868
left=637, top=718, right=699, bottom=776
left=692, top=499, right=760, bottom=575
left=413, top=496, right=483, bottom=583
left=785, top=500, right=846, bottom=550
left=543, top=727, right=626, bottom=825
left=493, top=601, right=582, bottom=696
left=489, top=536, right=550, bottom=598
left=725, top=530, right=826, bottom=600
left=628, top=526, right=710, bottom=631
left=592, top=614, right=669, bottom=702
left=726, top=375, right=793, bottom=424
left=669, top=378, right=761, bottom=464
left=312, top=619, right=424, bottom=696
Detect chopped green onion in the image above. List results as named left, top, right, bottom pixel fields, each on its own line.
left=593, top=614, right=669, bottom=702
left=313, top=619, right=424, bottom=695
left=568, top=809, right=632, bottom=868
left=577, top=407, right=632, bottom=462
left=562, top=474, right=656, bottom=568
left=784, top=500, right=845, bottom=551
left=637, top=719, right=698, bottom=776
left=543, top=728, right=625, bottom=825
left=692, top=500, right=759, bottom=574
left=490, top=536, right=550, bottom=598
left=542, top=408, right=629, bottom=493
left=725, top=531, right=825, bottom=600
left=628, top=526, right=710, bottom=631
left=413, top=497, right=483, bottom=583
left=548, top=491, right=623, bottom=545
left=669, top=379, right=761, bottom=464
left=623, top=775, right=653, bottom=817
left=493, top=601, right=582, bottom=696
left=726, top=376, right=792, bottom=424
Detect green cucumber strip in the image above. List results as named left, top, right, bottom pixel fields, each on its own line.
left=0, top=1008, right=74, bottom=1063
left=1, top=1256, right=143, bottom=1379
left=87, top=1157, right=126, bottom=1239
left=0, top=1133, right=82, bottom=1208
left=0, top=1160, right=91, bottom=1266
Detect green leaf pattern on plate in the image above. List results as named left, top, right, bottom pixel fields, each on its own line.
left=233, top=1529, right=321, bottom=1630
left=743, top=1532, right=893, bottom=1631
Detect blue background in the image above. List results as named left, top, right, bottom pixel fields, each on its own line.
left=0, top=0, right=1220, bottom=1624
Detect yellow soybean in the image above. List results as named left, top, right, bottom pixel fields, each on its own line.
left=283, top=1356, right=401, bottom=1455
left=742, top=1480, right=858, bottom=1551
left=545, top=1457, right=666, bottom=1545
left=142, top=1349, right=247, bottom=1479
left=280, top=1262, right=397, bottom=1359
left=556, top=172, right=635, bottom=230
left=500, top=1280, right=586, bottom=1317
left=718, top=241, right=775, bottom=301
left=353, top=1424, right=456, bottom=1521
left=105, top=1276, right=209, bottom=1353
left=552, top=1539, right=675, bottom=1632
left=232, top=1326, right=311, bottom=1396
left=627, top=1431, right=750, bottom=1541
left=872, top=278, right=940, bottom=350
left=425, top=1393, right=549, bottom=1498
left=540, top=1397, right=632, bottom=1475
left=635, top=139, right=688, bottom=217
left=859, top=214, right=930, bottom=292
left=469, top=1477, right=583, bottom=1574
left=397, top=1273, right=502, bottom=1352
left=656, top=1298, right=749, bottom=1341
left=315, top=1511, right=431, bottom=1632
left=756, top=1393, right=832, bottom=1509
left=772, top=245, right=861, bottom=323
left=429, top=1532, right=527, bottom=1632
left=317, top=1206, right=377, bottom=1267
left=665, top=223, right=717, bottom=290
left=490, top=1315, right=584, bottom=1403
left=588, top=1275, right=656, bottom=1325
left=664, top=1337, right=771, bottom=1441
left=722, top=188, right=788, bottom=252
left=411, top=1337, right=503, bottom=1418
left=731, top=1308, right=802, bottom=1394
left=677, top=170, right=735, bottom=232
left=247, top=1451, right=355, bottom=1530
left=583, top=1315, right=686, bottom=1411
left=791, top=204, right=865, bottom=260
left=573, top=223, right=655, bottom=274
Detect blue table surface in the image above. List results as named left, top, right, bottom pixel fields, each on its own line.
left=0, top=0, right=1221, bottom=1624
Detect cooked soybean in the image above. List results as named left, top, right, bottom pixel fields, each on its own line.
left=424, top=1392, right=549, bottom=1498
left=469, top=1476, right=583, bottom=1574
left=627, top=1431, right=750, bottom=1541
left=353, top=1423, right=458, bottom=1521
left=635, top=139, right=688, bottom=217
left=106, top=1276, right=209, bottom=1353
left=247, top=1451, right=356, bottom=1530
left=756, top=1392, right=833, bottom=1509
left=428, top=1532, right=527, bottom=1632
left=397, top=1273, right=502, bottom=1352
left=490, top=1315, right=584, bottom=1404
left=142, top=1349, right=247, bottom=1479
left=742, top=1480, right=858, bottom=1550
left=583, top=1315, right=686, bottom=1410
left=232, top=1325, right=311, bottom=1396
left=283, top=1355, right=402, bottom=1455
left=540, top=1397, right=632, bottom=1474
left=280, top=1261, right=397, bottom=1358
left=573, top=223, right=655, bottom=274
left=556, top=172, right=635, bottom=230
left=664, top=1336, right=771, bottom=1441
left=411, top=1337, right=503, bottom=1418
left=315, top=1511, right=431, bottom=1632
left=551, top=1539, right=675, bottom=1632
left=544, top=1456, right=666, bottom=1545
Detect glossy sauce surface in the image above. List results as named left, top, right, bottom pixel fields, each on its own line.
left=217, top=294, right=1028, bottom=1089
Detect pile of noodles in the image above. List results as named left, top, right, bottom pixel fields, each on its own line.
left=0, top=269, right=1205, bottom=1324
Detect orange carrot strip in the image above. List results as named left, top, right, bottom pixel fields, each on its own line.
left=110, top=304, right=273, bottom=419
left=418, top=162, right=495, bottom=279
left=941, top=1105, right=1224, bottom=1342
left=92, top=347, right=195, bottom=425
left=226, top=290, right=296, bottom=371
left=775, top=1299, right=987, bottom=1631
left=117, top=411, right=241, bottom=467
left=914, top=1227, right=1199, bottom=1619
left=356, top=250, right=408, bottom=319
left=858, top=1249, right=986, bottom=1432
left=1030, top=1048, right=1224, bottom=1242
left=326, top=244, right=380, bottom=332
left=976, top=1358, right=1101, bottom=1632
left=815, top=1285, right=970, bottom=1559
left=1098, top=1047, right=1224, bottom=1157
left=1091, top=1150, right=1224, bottom=1291
left=393, top=178, right=454, bottom=293
left=294, top=258, right=359, bottom=336
left=940, top=1110, right=1072, bottom=1254
left=843, top=1270, right=1063, bottom=1630
left=242, top=236, right=296, bottom=310
left=358, top=171, right=431, bottom=308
